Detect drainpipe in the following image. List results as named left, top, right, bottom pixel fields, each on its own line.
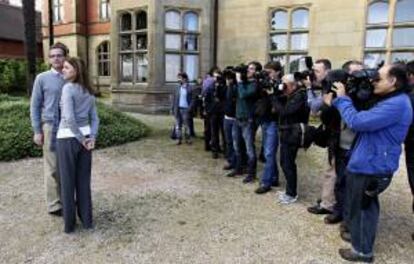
left=213, top=0, right=218, bottom=66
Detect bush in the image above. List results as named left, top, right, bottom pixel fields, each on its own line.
left=0, top=95, right=149, bottom=161
left=0, top=59, right=48, bottom=94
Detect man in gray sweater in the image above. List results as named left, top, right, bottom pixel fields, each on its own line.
left=30, top=43, right=68, bottom=216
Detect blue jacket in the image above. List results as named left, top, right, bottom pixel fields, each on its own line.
left=333, top=93, right=412, bottom=176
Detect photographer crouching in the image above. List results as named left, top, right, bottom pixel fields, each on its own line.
left=325, top=64, right=412, bottom=262
left=274, top=74, right=310, bottom=204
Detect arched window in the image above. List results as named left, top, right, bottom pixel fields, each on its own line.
left=118, top=10, right=148, bottom=83
left=269, top=8, right=309, bottom=72
left=165, top=10, right=200, bottom=82
left=97, top=41, right=110, bottom=77
left=364, top=0, right=414, bottom=67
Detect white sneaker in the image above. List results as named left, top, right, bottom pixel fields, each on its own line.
left=278, top=192, right=298, bottom=204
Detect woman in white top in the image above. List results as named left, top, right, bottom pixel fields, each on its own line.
left=56, top=57, right=99, bottom=233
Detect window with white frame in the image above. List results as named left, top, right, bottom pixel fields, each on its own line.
left=52, top=0, right=63, bottom=23
left=269, top=7, right=309, bottom=73
left=364, top=0, right=414, bottom=68
left=97, top=41, right=110, bottom=77
left=119, top=10, right=148, bottom=83
left=100, top=0, right=111, bottom=20
left=165, top=10, right=200, bottom=82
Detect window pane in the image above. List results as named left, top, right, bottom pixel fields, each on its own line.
left=136, top=11, right=147, bottom=30
left=136, top=34, right=148, bottom=50
left=184, top=12, right=199, bottom=31
left=165, top=11, right=181, bottom=30
left=270, top=55, right=286, bottom=67
left=291, top=33, right=308, bottom=50
left=165, top=54, right=181, bottom=82
left=292, top=9, right=309, bottom=29
left=363, top=53, right=386, bottom=68
left=121, top=13, right=132, bottom=31
left=136, top=54, right=148, bottom=82
left=395, top=0, right=414, bottom=23
left=393, top=27, right=414, bottom=47
left=271, top=10, right=288, bottom=30
left=184, top=34, right=198, bottom=51
left=392, top=52, right=414, bottom=63
left=100, top=3, right=108, bottom=19
left=121, top=35, right=132, bottom=50
left=121, top=54, right=133, bottom=82
left=365, top=29, right=387, bottom=48
left=367, top=2, right=389, bottom=24
left=120, top=35, right=132, bottom=50
left=289, top=55, right=303, bottom=73
left=270, top=34, right=287, bottom=51
left=53, top=7, right=60, bottom=22
left=184, top=55, right=199, bottom=82
left=165, top=34, right=181, bottom=50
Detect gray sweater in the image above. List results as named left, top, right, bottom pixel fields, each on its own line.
left=30, top=70, right=66, bottom=134
left=58, top=82, right=99, bottom=143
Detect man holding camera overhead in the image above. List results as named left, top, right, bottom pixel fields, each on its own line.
left=325, top=64, right=412, bottom=262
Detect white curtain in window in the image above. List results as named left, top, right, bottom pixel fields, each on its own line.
left=165, top=34, right=181, bottom=50
left=121, top=55, right=133, bottom=82
left=136, top=54, right=148, bottom=82
left=184, top=12, right=199, bottom=31
left=365, top=29, right=387, bottom=48
left=165, top=11, right=181, bottom=30
left=184, top=55, right=199, bottom=82
left=165, top=54, right=181, bottom=82
left=291, top=33, right=308, bottom=50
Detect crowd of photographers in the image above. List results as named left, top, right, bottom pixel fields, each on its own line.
left=171, top=58, right=414, bottom=262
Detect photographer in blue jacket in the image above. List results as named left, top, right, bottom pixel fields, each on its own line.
left=325, top=64, right=412, bottom=263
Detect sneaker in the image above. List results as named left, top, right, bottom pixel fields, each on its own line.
left=49, top=209, right=63, bottom=217
left=278, top=192, right=298, bottom=204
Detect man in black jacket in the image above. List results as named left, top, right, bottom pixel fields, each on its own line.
left=274, top=74, right=310, bottom=204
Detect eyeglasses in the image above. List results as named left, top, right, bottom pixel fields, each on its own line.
left=49, top=54, right=64, bottom=58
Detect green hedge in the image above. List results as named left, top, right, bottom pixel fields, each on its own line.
left=0, top=95, right=149, bottom=161
left=0, top=59, right=48, bottom=94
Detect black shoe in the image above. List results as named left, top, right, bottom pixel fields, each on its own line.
left=222, top=164, right=233, bottom=170
left=271, top=181, right=279, bottom=187
left=255, top=185, right=271, bottom=194
left=339, top=222, right=349, bottom=233
left=412, top=233, right=414, bottom=241
left=242, top=176, right=255, bottom=184
left=226, top=170, right=242, bottom=177
left=338, top=248, right=373, bottom=263
left=340, top=230, right=351, bottom=243
left=307, top=204, right=332, bottom=215
left=49, top=209, right=63, bottom=217
left=324, top=214, right=343, bottom=225
left=212, top=152, right=219, bottom=159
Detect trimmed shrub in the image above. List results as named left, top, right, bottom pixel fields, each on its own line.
left=0, top=95, right=149, bottom=161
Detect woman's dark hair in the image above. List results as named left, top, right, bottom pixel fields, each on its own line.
left=389, top=63, right=409, bottom=92
left=66, top=57, right=95, bottom=95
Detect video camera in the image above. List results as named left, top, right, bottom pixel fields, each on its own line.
left=293, top=56, right=316, bottom=83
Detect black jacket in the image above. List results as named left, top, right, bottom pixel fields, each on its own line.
left=255, top=87, right=279, bottom=123
left=273, top=88, right=309, bottom=126
left=204, top=81, right=226, bottom=115
left=224, top=84, right=237, bottom=118
left=405, top=88, right=414, bottom=143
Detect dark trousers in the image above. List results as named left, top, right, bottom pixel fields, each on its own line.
left=280, top=143, right=299, bottom=197
left=188, top=114, right=195, bottom=137
left=210, top=113, right=225, bottom=154
left=57, top=138, right=93, bottom=233
left=405, top=141, right=414, bottom=212
left=233, top=120, right=256, bottom=177
left=203, top=116, right=211, bottom=151
left=224, top=118, right=236, bottom=167
left=347, top=171, right=391, bottom=255
left=333, top=148, right=351, bottom=219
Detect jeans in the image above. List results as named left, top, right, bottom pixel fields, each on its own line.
left=233, top=120, right=256, bottom=177
left=405, top=141, right=414, bottom=212
left=175, top=108, right=190, bottom=140
left=224, top=118, right=236, bottom=167
left=347, top=171, right=392, bottom=256
left=260, top=121, right=279, bottom=187
left=333, top=148, right=351, bottom=218
left=280, top=143, right=299, bottom=197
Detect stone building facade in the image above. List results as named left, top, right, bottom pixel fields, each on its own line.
left=42, top=0, right=414, bottom=113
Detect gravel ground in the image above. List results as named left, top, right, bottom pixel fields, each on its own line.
left=0, top=113, right=413, bottom=264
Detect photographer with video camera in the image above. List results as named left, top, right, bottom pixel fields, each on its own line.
left=273, top=74, right=310, bottom=204
left=324, top=63, right=412, bottom=262
left=253, top=61, right=283, bottom=194
left=404, top=60, right=414, bottom=241
left=228, top=62, right=262, bottom=183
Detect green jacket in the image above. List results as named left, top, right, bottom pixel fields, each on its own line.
left=236, top=81, right=257, bottom=120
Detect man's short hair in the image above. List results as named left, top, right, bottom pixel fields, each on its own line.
left=342, top=60, right=363, bottom=73
left=178, top=72, right=189, bottom=80
left=248, top=61, right=263, bottom=72
left=208, top=66, right=221, bottom=76
left=50, top=42, right=69, bottom=57
left=407, top=60, right=414, bottom=76
left=389, top=63, right=409, bottom=92
left=264, top=61, right=282, bottom=72
left=315, top=59, right=332, bottom=70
